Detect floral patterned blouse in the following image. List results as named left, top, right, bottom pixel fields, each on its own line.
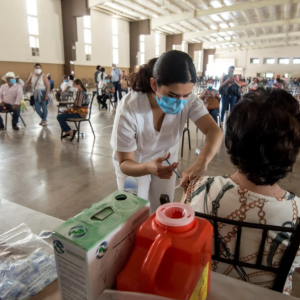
left=184, top=175, right=300, bottom=295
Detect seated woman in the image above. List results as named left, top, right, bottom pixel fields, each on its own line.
left=248, top=77, right=258, bottom=91
left=57, top=79, right=89, bottom=141
left=272, top=78, right=284, bottom=90
left=183, top=88, right=300, bottom=295
left=199, top=78, right=220, bottom=124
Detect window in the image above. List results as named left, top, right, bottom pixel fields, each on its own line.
left=265, top=73, right=274, bottom=78
left=83, top=16, right=92, bottom=61
left=278, top=58, right=290, bottom=65
left=26, top=0, right=39, bottom=56
left=84, top=28, right=91, bottom=44
left=28, top=16, right=39, bottom=35
left=250, top=58, right=259, bottom=64
left=26, top=0, right=37, bottom=16
left=112, top=19, right=119, bottom=64
left=172, top=45, right=175, bottom=50
left=197, top=51, right=202, bottom=72
left=155, top=33, right=160, bottom=57
left=293, top=58, right=300, bottom=64
left=29, top=36, right=39, bottom=48
left=83, top=16, right=91, bottom=29
left=140, top=35, right=145, bottom=65
left=264, top=58, right=275, bottom=64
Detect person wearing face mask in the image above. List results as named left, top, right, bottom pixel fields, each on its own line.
left=98, top=76, right=115, bottom=109
left=0, top=72, right=23, bottom=130
left=111, top=51, right=223, bottom=213
left=219, top=66, right=241, bottom=128
left=111, top=63, right=123, bottom=105
left=55, top=75, right=72, bottom=101
left=24, top=63, right=50, bottom=126
left=199, top=78, right=220, bottom=124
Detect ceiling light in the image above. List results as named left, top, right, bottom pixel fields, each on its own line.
left=219, top=23, right=228, bottom=29
left=210, top=24, right=218, bottom=30
left=217, top=37, right=224, bottom=41
left=229, top=22, right=235, bottom=27
left=153, top=14, right=158, bottom=18
left=210, top=38, right=216, bottom=42
left=225, top=36, right=231, bottom=40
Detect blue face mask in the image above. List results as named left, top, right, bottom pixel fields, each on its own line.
left=106, top=79, right=110, bottom=83
left=10, top=79, right=16, bottom=85
left=156, top=93, right=188, bottom=115
left=63, top=80, right=68, bottom=83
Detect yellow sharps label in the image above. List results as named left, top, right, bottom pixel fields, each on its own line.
left=189, top=262, right=209, bottom=300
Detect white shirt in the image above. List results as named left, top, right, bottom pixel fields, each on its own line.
left=111, top=91, right=208, bottom=163
left=0, top=83, right=23, bottom=105
left=97, top=72, right=107, bottom=89
left=68, top=80, right=77, bottom=92
left=60, top=82, right=69, bottom=92
left=31, top=73, right=46, bottom=90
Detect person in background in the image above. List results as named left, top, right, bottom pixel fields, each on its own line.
left=240, top=79, right=246, bottom=94
left=121, top=76, right=129, bottom=95
left=94, top=65, right=101, bottom=90
left=55, top=76, right=71, bottom=101
left=122, top=70, right=126, bottom=79
left=183, top=88, right=300, bottom=295
left=47, top=73, right=54, bottom=91
left=57, top=79, right=89, bottom=141
left=16, top=76, right=24, bottom=87
left=282, top=75, right=287, bottom=85
left=68, top=75, right=77, bottom=94
left=272, top=78, right=284, bottom=90
left=249, top=77, right=258, bottom=91
left=219, top=66, right=241, bottom=127
left=97, top=67, right=107, bottom=95
left=24, top=63, right=50, bottom=126
left=98, top=76, right=115, bottom=109
left=199, top=78, right=220, bottom=124
left=111, top=63, right=123, bottom=104
left=0, top=72, right=22, bottom=130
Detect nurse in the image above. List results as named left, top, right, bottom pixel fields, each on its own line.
left=111, top=51, right=223, bottom=213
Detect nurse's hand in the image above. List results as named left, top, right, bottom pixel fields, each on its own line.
left=146, top=153, right=179, bottom=179
left=180, top=161, right=208, bottom=191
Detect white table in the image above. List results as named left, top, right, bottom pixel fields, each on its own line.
left=0, top=200, right=297, bottom=300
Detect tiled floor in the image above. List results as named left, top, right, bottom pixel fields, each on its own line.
left=0, top=96, right=299, bottom=297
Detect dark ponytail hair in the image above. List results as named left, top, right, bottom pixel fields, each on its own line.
left=129, top=50, right=197, bottom=93
left=34, top=63, right=42, bottom=68
left=74, top=79, right=87, bottom=92
left=100, top=67, right=105, bottom=80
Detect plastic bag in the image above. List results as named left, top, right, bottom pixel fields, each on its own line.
left=0, top=224, right=57, bottom=300
left=20, top=98, right=26, bottom=113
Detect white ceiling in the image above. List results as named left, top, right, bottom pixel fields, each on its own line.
left=92, top=0, right=300, bottom=52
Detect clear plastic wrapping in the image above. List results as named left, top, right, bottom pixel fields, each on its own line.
left=0, top=224, right=57, bottom=300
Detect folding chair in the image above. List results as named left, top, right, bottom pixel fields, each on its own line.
left=181, top=118, right=191, bottom=157
left=0, top=110, right=26, bottom=130
left=61, top=93, right=96, bottom=143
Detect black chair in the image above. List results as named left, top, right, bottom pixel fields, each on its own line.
left=0, top=110, right=26, bottom=129
left=61, top=93, right=96, bottom=143
left=181, top=118, right=191, bottom=157
left=159, top=194, right=300, bottom=293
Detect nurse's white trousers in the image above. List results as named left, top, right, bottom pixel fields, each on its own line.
left=113, top=149, right=178, bottom=214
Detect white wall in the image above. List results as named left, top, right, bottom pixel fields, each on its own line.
left=214, top=46, right=300, bottom=78
left=75, top=10, right=130, bottom=68
left=0, top=0, right=64, bottom=64
left=144, top=31, right=166, bottom=63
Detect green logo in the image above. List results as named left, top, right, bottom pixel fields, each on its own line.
left=68, top=225, right=88, bottom=239
left=96, top=242, right=108, bottom=259
left=53, top=240, right=64, bottom=254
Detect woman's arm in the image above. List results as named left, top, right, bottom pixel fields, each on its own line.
left=234, top=79, right=241, bottom=87
left=220, top=76, right=229, bottom=88
left=43, top=75, right=50, bottom=100
left=118, top=151, right=178, bottom=179
left=24, top=73, right=33, bottom=89
left=199, top=90, right=208, bottom=100
left=180, top=114, right=223, bottom=190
